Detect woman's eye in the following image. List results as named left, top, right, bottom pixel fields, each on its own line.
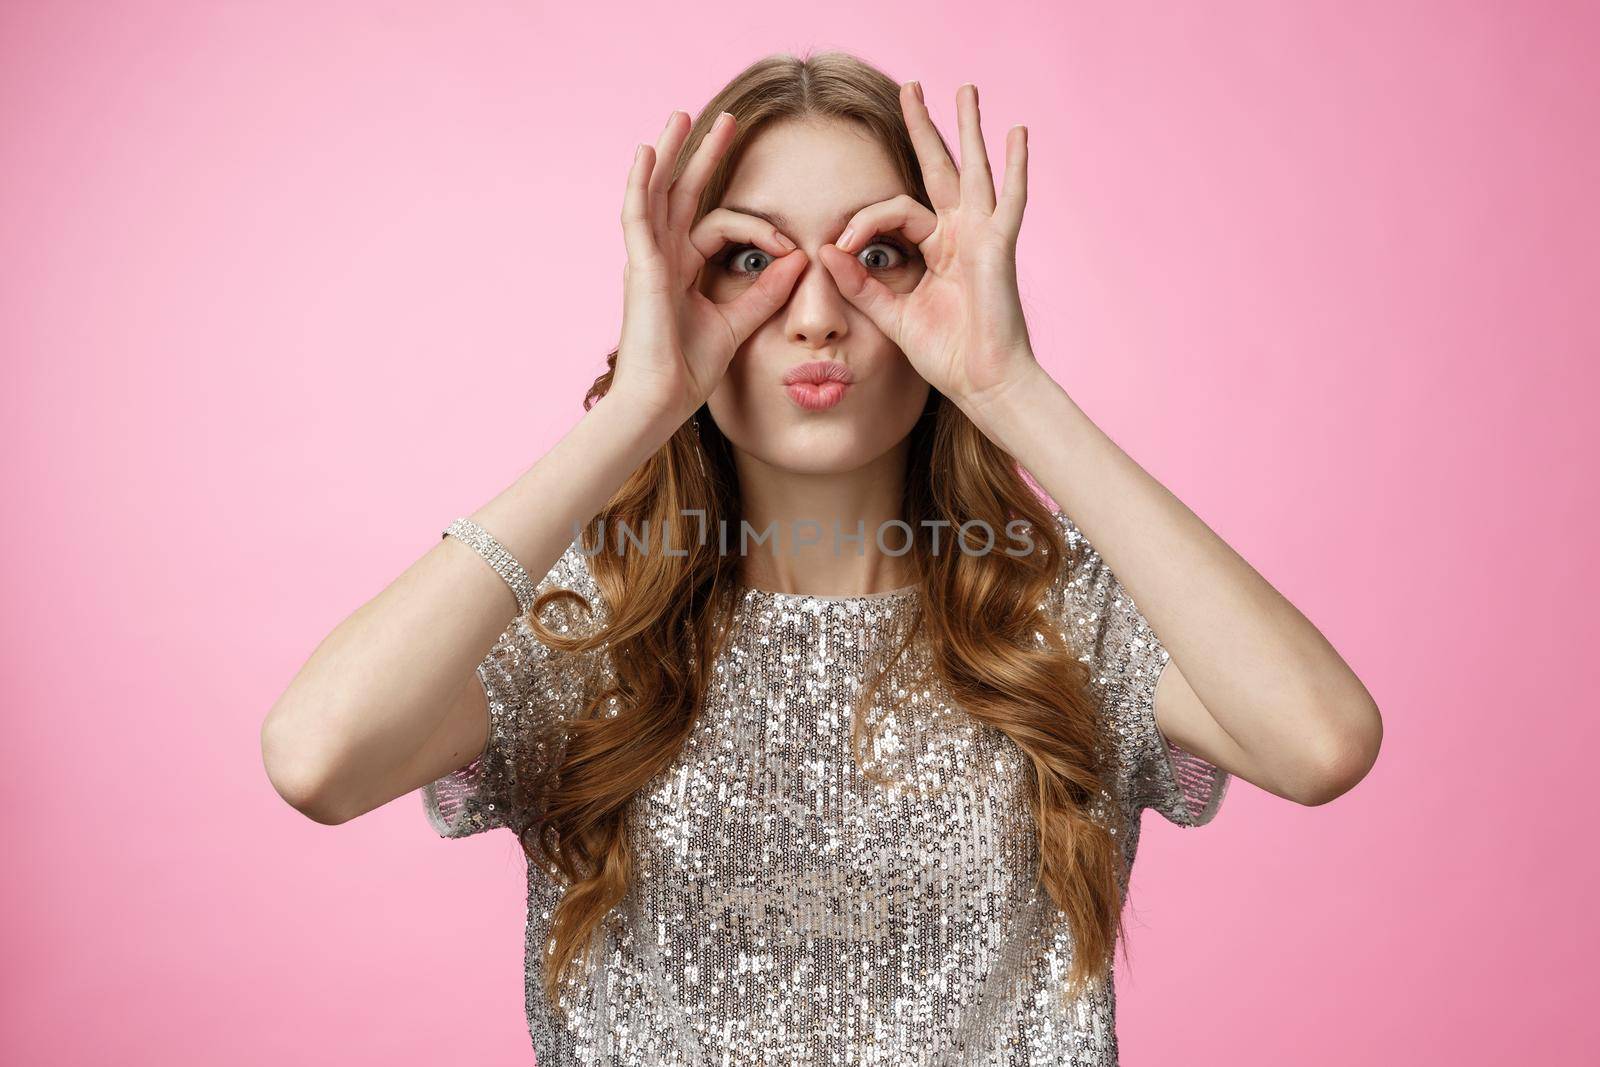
left=720, top=246, right=774, bottom=277
left=718, top=237, right=915, bottom=278
left=856, top=238, right=912, bottom=271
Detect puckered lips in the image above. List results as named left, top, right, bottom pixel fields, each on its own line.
left=782, top=360, right=855, bottom=412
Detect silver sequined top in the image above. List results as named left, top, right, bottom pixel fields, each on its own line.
left=422, top=510, right=1229, bottom=1065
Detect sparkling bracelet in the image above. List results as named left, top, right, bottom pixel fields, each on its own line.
left=442, top=516, right=538, bottom=615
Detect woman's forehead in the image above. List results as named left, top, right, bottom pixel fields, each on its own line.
left=719, top=121, right=906, bottom=234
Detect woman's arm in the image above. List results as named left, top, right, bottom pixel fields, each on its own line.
left=813, top=81, right=1380, bottom=807
left=262, top=106, right=808, bottom=827
left=260, top=393, right=677, bottom=825
left=966, top=363, right=1383, bottom=807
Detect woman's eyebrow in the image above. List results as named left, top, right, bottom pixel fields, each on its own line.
left=723, top=202, right=884, bottom=235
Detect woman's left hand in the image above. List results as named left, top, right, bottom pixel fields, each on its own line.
left=818, top=81, right=1040, bottom=415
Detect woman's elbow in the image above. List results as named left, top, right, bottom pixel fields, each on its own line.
left=1294, top=702, right=1383, bottom=806
left=261, top=706, right=354, bottom=826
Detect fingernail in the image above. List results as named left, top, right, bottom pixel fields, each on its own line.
left=911, top=81, right=924, bottom=103
left=776, top=232, right=796, bottom=250
left=838, top=227, right=856, bottom=250
left=634, top=144, right=644, bottom=163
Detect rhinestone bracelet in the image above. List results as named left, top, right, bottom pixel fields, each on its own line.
left=442, top=516, right=538, bottom=615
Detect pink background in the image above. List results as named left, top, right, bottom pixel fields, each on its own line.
left=4, top=2, right=1595, bottom=1063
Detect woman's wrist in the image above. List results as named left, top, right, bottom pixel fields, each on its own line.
left=583, top=390, right=690, bottom=461
left=956, top=357, right=1056, bottom=439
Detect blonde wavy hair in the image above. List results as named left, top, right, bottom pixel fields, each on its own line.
left=522, top=50, right=1131, bottom=1014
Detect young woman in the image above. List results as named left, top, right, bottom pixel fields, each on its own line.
left=263, top=51, right=1382, bottom=1065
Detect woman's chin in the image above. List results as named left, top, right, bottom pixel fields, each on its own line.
left=728, top=427, right=883, bottom=475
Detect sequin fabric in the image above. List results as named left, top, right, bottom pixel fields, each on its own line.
left=422, top=510, right=1229, bottom=1065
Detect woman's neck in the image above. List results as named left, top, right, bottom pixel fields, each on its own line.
left=731, top=444, right=916, bottom=598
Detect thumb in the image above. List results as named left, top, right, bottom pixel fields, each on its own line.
left=817, top=243, right=905, bottom=344
left=719, top=248, right=810, bottom=345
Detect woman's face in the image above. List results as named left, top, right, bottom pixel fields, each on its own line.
left=698, top=118, right=931, bottom=475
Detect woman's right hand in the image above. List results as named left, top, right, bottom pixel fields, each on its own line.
left=610, top=109, right=808, bottom=428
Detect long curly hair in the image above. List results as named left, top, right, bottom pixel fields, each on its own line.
left=520, top=50, right=1133, bottom=1014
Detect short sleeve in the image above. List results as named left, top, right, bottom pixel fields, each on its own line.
left=421, top=536, right=605, bottom=839
left=1047, top=510, right=1229, bottom=828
